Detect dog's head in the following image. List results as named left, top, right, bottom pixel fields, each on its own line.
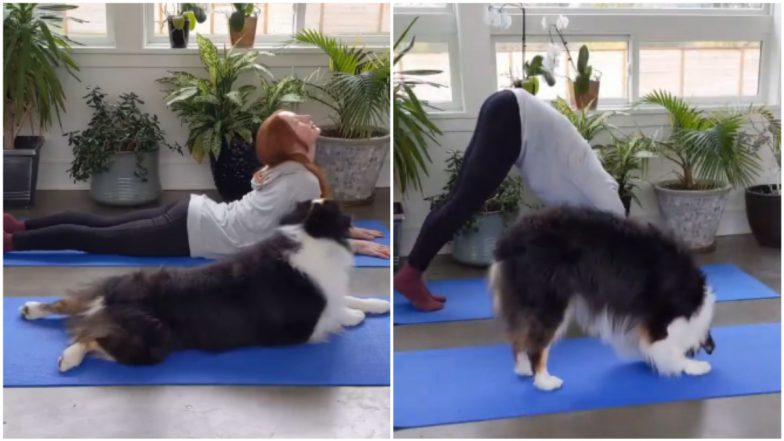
left=280, top=199, right=352, bottom=243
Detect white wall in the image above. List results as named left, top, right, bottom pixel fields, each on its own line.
left=395, top=4, right=781, bottom=256
left=30, top=4, right=390, bottom=191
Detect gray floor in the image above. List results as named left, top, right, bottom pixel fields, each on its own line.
left=3, top=189, right=391, bottom=439
left=394, top=235, right=781, bottom=438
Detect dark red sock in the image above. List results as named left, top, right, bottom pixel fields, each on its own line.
left=4, top=214, right=25, bottom=233
left=394, top=263, right=445, bottom=311
left=4, top=232, right=14, bottom=252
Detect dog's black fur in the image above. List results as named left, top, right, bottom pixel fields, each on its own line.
left=491, top=206, right=714, bottom=373
left=64, top=200, right=352, bottom=365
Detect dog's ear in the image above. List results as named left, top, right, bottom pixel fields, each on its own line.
left=303, top=199, right=351, bottom=240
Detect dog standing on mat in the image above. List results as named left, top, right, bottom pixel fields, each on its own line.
left=20, top=199, right=390, bottom=372
left=489, top=207, right=715, bottom=391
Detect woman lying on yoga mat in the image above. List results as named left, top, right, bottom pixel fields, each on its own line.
left=4, top=110, right=389, bottom=260
left=395, top=88, right=624, bottom=311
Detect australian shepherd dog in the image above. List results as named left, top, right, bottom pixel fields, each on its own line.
left=489, top=207, right=715, bottom=391
left=21, top=199, right=390, bottom=372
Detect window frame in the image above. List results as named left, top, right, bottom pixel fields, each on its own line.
left=143, top=3, right=390, bottom=49
left=61, top=3, right=116, bottom=48
left=394, top=3, right=779, bottom=117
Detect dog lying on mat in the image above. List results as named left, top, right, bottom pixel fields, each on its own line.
left=20, top=199, right=390, bottom=372
left=489, top=207, right=715, bottom=391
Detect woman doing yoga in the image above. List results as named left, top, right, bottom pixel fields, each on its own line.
left=395, top=88, right=624, bottom=311
left=4, top=110, right=389, bottom=259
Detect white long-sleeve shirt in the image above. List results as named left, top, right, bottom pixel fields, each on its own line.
left=511, top=88, right=625, bottom=216
left=186, top=160, right=320, bottom=259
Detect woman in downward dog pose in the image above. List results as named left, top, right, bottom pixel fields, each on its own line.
left=395, top=88, right=624, bottom=311
left=4, top=111, right=389, bottom=260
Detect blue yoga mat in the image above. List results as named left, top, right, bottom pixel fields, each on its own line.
left=4, top=296, right=390, bottom=387
left=394, top=264, right=779, bottom=325
left=3, top=219, right=390, bottom=268
left=394, top=323, right=780, bottom=429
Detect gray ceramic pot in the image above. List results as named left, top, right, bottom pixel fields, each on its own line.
left=315, top=128, right=389, bottom=204
left=452, top=212, right=505, bottom=266
left=654, top=180, right=731, bottom=252
left=90, top=150, right=161, bottom=206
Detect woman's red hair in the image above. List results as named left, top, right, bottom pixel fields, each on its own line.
left=256, top=110, right=330, bottom=198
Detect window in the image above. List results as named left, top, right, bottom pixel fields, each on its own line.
left=396, top=42, right=453, bottom=104
left=150, top=3, right=388, bottom=46
left=639, top=41, right=761, bottom=98
left=57, top=3, right=110, bottom=45
left=495, top=40, right=628, bottom=102
left=525, top=3, right=765, bottom=11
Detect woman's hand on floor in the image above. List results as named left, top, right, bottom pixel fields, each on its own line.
left=350, top=239, right=390, bottom=259
left=349, top=226, right=384, bottom=240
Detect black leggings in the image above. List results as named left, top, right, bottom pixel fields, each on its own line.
left=407, top=90, right=522, bottom=271
left=14, top=200, right=191, bottom=256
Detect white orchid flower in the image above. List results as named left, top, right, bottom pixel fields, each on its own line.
left=555, top=14, right=569, bottom=31
left=541, top=16, right=548, bottom=30
left=543, top=43, right=560, bottom=72
left=501, top=12, right=513, bottom=29
left=484, top=5, right=503, bottom=27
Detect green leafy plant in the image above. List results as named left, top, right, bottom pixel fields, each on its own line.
left=511, top=55, right=556, bottom=96
left=574, top=45, right=594, bottom=94
left=394, top=17, right=443, bottom=193
left=229, top=3, right=258, bottom=33
left=157, top=34, right=274, bottom=162
left=3, top=3, right=82, bottom=149
left=427, top=150, right=527, bottom=233
left=741, top=105, right=781, bottom=194
left=551, top=96, right=614, bottom=143
left=639, top=90, right=763, bottom=190
left=66, top=87, right=180, bottom=182
left=595, top=133, right=656, bottom=209
left=165, top=3, right=206, bottom=31
left=293, top=29, right=390, bottom=139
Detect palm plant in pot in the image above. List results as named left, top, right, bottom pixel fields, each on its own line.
left=640, top=90, right=763, bottom=252
left=427, top=150, right=534, bottom=266
left=159, top=35, right=302, bottom=201
left=66, top=87, right=181, bottom=206
left=393, top=17, right=445, bottom=267
left=4, top=3, right=81, bottom=206
left=743, top=106, right=780, bottom=248
left=293, top=30, right=390, bottom=204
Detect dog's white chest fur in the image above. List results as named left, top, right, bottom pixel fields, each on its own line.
left=281, top=226, right=353, bottom=341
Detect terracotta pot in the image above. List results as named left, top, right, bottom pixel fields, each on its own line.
left=569, top=79, right=600, bottom=110
left=230, top=16, right=258, bottom=48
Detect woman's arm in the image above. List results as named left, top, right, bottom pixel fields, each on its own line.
left=349, top=239, right=390, bottom=259
left=348, top=226, right=384, bottom=240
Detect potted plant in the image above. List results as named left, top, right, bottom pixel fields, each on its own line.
left=427, top=150, right=534, bottom=266
left=66, top=87, right=181, bottom=206
left=550, top=96, right=613, bottom=143
left=293, top=29, right=390, bottom=204
left=229, top=3, right=259, bottom=48
left=595, top=134, right=656, bottom=216
left=393, top=18, right=445, bottom=266
left=164, top=3, right=206, bottom=49
left=743, top=106, right=781, bottom=248
left=640, top=90, right=763, bottom=252
left=486, top=4, right=556, bottom=95
left=3, top=3, right=81, bottom=206
left=158, top=34, right=302, bottom=201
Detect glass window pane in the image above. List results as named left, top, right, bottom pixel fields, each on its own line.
left=640, top=41, right=761, bottom=98
left=526, top=3, right=763, bottom=9
left=62, top=3, right=107, bottom=38
left=396, top=41, right=453, bottom=103
left=495, top=41, right=628, bottom=101
left=304, top=3, right=388, bottom=34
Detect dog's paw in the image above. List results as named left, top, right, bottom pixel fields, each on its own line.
left=340, top=308, right=366, bottom=327
left=514, top=354, right=533, bottom=377
left=683, top=359, right=711, bottom=376
left=362, top=298, right=390, bottom=315
left=58, top=344, right=85, bottom=373
left=534, top=373, right=564, bottom=391
left=20, top=301, right=47, bottom=320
